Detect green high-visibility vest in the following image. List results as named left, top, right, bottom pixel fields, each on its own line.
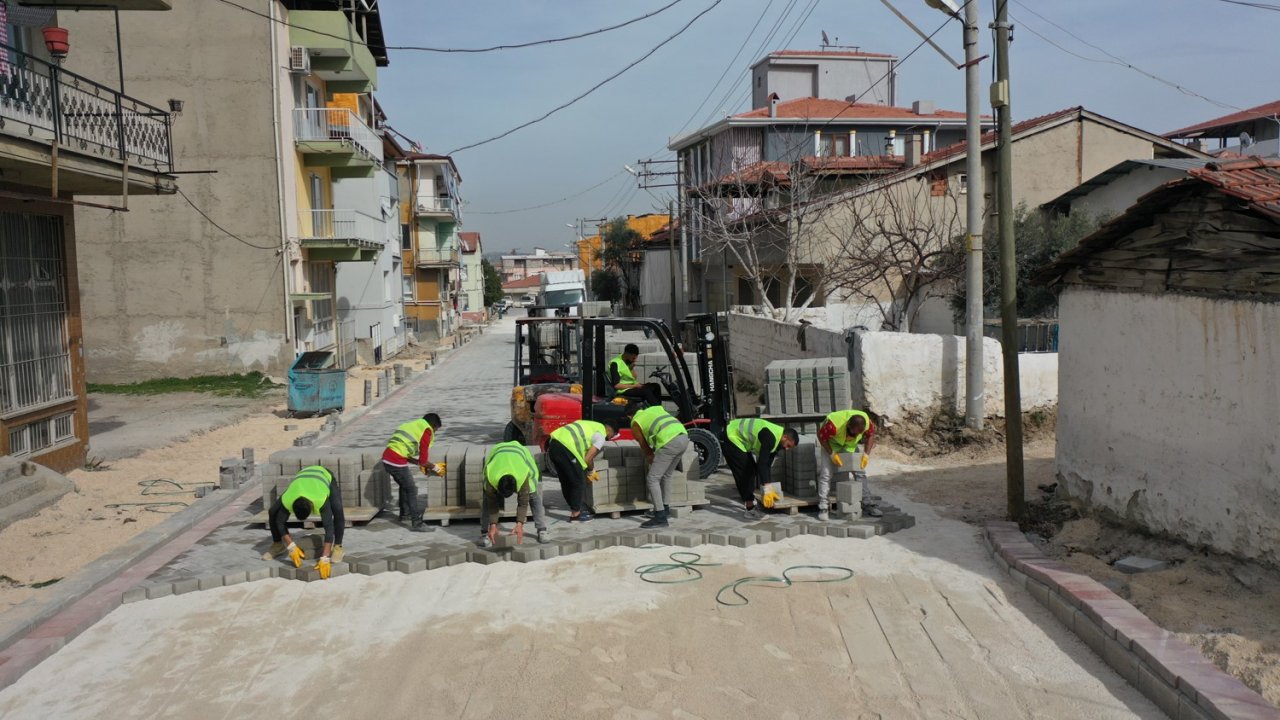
left=484, top=441, right=540, bottom=492
left=386, top=418, right=433, bottom=458
left=727, top=418, right=784, bottom=455
left=609, top=355, right=636, bottom=385
left=825, top=409, right=871, bottom=453
left=282, top=465, right=333, bottom=516
left=549, top=420, right=609, bottom=468
left=633, top=406, right=687, bottom=451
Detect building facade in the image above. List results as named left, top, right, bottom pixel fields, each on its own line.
left=499, top=248, right=576, bottom=284
left=0, top=0, right=177, bottom=472
left=399, top=153, right=463, bottom=342
left=457, top=231, right=485, bottom=320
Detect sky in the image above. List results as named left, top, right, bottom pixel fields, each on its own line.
left=373, top=0, right=1279, bottom=254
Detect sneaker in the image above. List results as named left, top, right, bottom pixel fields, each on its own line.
left=817, top=510, right=830, bottom=522
left=743, top=506, right=765, bottom=520
left=479, top=536, right=493, bottom=548
left=572, top=511, right=593, bottom=522
left=409, top=521, right=431, bottom=533
left=640, top=512, right=669, bottom=529
left=861, top=503, right=884, bottom=518
left=537, top=529, right=550, bottom=544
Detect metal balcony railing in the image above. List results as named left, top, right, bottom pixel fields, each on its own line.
left=300, top=209, right=382, bottom=243
left=415, top=245, right=460, bottom=266
left=293, top=107, right=381, bottom=161
left=0, top=43, right=173, bottom=172
left=415, top=196, right=456, bottom=215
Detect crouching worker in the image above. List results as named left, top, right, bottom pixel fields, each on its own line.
left=480, top=441, right=549, bottom=547
left=722, top=418, right=799, bottom=518
left=263, top=465, right=345, bottom=579
left=632, top=406, right=690, bottom=529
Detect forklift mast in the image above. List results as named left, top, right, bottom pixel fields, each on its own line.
left=681, top=313, right=734, bottom=436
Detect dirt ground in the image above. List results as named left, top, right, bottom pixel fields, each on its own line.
left=876, top=435, right=1280, bottom=706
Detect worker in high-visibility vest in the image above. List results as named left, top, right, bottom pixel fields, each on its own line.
left=479, top=441, right=550, bottom=547
left=722, top=418, right=799, bottom=518
left=547, top=419, right=617, bottom=522
left=631, top=406, right=690, bottom=529
left=608, top=343, right=661, bottom=407
left=816, top=409, right=881, bottom=520
left=381, top=412, right=443, bottom=532
left=264, top=465, right=345, bottom=579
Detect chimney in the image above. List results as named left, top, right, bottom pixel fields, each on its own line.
left=911, top=99, right=935, bottom=116
left=768, top=92, right=780, bottom=118
left=905, top=134, right=924, bottom=167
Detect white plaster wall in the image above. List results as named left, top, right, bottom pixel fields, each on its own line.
left=1056, top=287, right=1280, bottom=565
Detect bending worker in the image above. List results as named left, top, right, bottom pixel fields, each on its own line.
left=381, top=412, right=443, bottom=532
left=722, top=418, right=799, bottom=518
left=631, top=405, right=690, bottom=529
left=547, top=419, right=616, bottom=522
left=264, top=465, right=344, bottom=579
left=609, top=343, right=662, bottom=407
left=816, top=409, right=881, bottom=520
left=479, top=441, right=550, bottom=547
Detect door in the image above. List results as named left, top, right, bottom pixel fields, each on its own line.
left=309, top=173, right=325, bottom=236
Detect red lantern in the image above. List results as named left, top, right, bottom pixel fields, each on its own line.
left=42, top=27, right=70, bottom=60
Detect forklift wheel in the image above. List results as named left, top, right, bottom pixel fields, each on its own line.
left=686, top=427, right=722, bottom=479
left=502, top=421, right=525, bottom=444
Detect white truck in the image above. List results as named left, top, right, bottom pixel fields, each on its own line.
left=532, top=270, right=586, bottom=316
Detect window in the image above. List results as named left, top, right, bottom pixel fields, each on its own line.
left=7, top=411, right=75, bottom=457
left=817, top=132, right=850, bottom=157
left=306, top=261, right=333, bottom=326
left=401, top=223, right=411, bottom=251
left=957, top=173, right=969, bottom=194
left=0, top=213, right=73, bottom=417
left=402, top=274, right=414, bottom=300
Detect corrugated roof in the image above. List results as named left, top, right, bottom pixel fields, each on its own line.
left=1164, top=99, right=1280, bottom=139
left=734, top=97, right=966, bottom=121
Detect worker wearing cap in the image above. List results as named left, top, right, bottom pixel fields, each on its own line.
left=479, top=441, right=550, bottom=547
left=547, top=419, right=616, bottom=522
left=609, top=343, right=662, bottom=407
left=722, top=418, right=800, bottom=518
left=631, top=405, right=690, bottom=529
left=382, top=412, right=443, bottom=532
left=816, top=409, right=881, bottom=521
left=264, top=465, right=345, bottom=579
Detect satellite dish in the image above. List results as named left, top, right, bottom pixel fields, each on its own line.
left=1240, top=131, right=1255, bottom=147
left=821, top=30, right=830, bottom=47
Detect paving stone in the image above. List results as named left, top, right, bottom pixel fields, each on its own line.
left=394, top=556, right=428, bottom=574
left=826, top=526, right=848, bottom=539
left=540, top=544, right=561, bottom=560
left=297, top=567, right=324, bottom=582
left=121, top=587, right=147, bottom=604
left=331, top=562, right=350, bottom=578
left=245, top=567, right=274, bottom=583
left=145, top=583, right=173, bottom=600
left=653, top=533, right=677, bottom=546
left=277, top=566, right=299, bottom=581
left=511, top=546, right=541, bottom=563
left=617, top=535, right=647, bottom=548
left=444, top=551, right=469, bottom=566
left=667, top=506, right=690, bottom=519
left=559, top=540, right=584, bottom=556
left=808, top=525, right=829, bottom=537
left=672, top=533, right=704, bottom=548
left=846, top=525, right=877, bottom=539
left=172, top=578, right=200, bottom=595
left=354, top=559, right=389, bottom=575
left=222, top=571, right=247, bottom=587
left=728, top=532, right=758, bottom=548
left=1116, top=556, right=1168, bottom=574
left=706, top=533, right=730, bottom=546
left=468, top=550, right=505, bottom=565
left=594, top=535, right=618, bottom=549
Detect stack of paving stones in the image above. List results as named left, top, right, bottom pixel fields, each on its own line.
left=763, top=357, right=850, bottom=434
left=584, top=439, right=707, bottom=513
left=261, top=447, right=389, bottom=512
left=769, top=437, right=820, bottom=497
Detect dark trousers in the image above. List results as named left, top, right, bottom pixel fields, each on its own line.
left=548, top=439, right=588, bottom=513
left=721, top=440, right=757, bottom=503
left=383, top=462, right=423, bottom=521
left=620, top=383, right=662, bottom=408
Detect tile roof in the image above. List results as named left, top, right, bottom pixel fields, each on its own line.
left=920, top=106, right=1083, bottom=164
left=711, top=155, right=906, bottom=188
left=1164, top=99, right=1280, bottom=139
left=502, top=274, right=543, bottom=291
left=734, top=97, right=966, bottom=121
left=457, top=232, right=480, bottom=253
left=1186, top=156, right=1280, bottom=218
left=768, top=49, right=896, bottom=59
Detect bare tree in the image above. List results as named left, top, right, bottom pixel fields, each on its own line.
left=819, top=172, right=967, bottom=331
left=693, top=159, right=846, bottom=321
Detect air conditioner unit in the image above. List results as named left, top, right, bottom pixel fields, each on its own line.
left=288, top=47, right=311, bottom=74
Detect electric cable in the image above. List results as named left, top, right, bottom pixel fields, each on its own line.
left=671, top=0, right=778, bottom=137
left=177, top=187, right=280, bottom=250
left=213, top=0, right=690, bottom=53
left=1214, top=0, right=1280, bottom=10
left=447, top=0, right=724, bottom=154
left=467, top=170, right=629, bottom=215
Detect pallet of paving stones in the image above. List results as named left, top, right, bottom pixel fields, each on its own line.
left=763, top=357, right=851, bottom=416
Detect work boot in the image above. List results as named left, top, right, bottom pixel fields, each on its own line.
left=537, top=529, right=550, bottom=544
left=861, top=502, right=884, bottom=518
left=409, top=520, right=431, bottom=533
left=641, top=510, right=669, bottom=529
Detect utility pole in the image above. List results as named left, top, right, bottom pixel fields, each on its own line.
left=667, top=200, right=678, bottom=329
left=961, top=0, right=985, bottom=430
left=993, top=0, right=1025, bottom=520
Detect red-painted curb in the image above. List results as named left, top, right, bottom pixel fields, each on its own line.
left=983, top=521, right=1279, bottom=720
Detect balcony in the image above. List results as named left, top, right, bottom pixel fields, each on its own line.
left=293, top=108, right=381, bottom=175
left=289, top=11, right=378, bottom=94
left=415, top=195, right=459, bottom=219
left=298, top=209, right=382, bottom=262
left=415, top=245, right=460, bottom=267
left=0, top=43, right=175, bottom=195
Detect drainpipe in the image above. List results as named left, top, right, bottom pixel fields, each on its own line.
left=269, top=1, right=293, bottom=344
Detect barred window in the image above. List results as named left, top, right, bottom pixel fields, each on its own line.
left=0, top=212, right=72, bottom=417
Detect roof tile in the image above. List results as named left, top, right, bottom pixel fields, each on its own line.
left=1165, top=99, right=1280, bottom=138
left=734, top=97, right=966, bottom=121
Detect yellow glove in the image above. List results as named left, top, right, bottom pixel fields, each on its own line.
left=831, top=453, right=843, bottom=468
left=860, top=454, right=869, bottom=470
left=433, top=462, right=447, bottom=476
left=262, top=541, right=285, bottom=561
left=587, top=470, right=599, bottom=483
left=331, top=545, right=344, bottom=564
left=316, top=557, right=331, bottom=580
left=287, top=542, right=305, bottom=568
left=762, top=490, right=779, bottom=508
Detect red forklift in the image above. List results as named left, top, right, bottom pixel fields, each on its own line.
left=505, top=314, right=734, bottom=478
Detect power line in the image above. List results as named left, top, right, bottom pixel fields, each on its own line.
left=213, top=0, right=690, bottom=53
left=177, top=187, right=279, bottom=250
left=1009, top=0, right=1239, bottom=111
left=467, top=170, right=629, bottom=215
left=447, top=0, right=724, bottom=155
left=696, top=0, right=803, bottom=129
left=671, top=0, right=778, bottom=137
left=1214, top=0, right=1280, bottom=10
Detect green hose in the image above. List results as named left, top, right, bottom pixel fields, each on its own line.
left=634, top=551, right=721, bottom=584
left=715, top=565, right=856, bottom=607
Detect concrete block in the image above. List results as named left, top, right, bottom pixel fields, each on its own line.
left=1048, top=591, right=1080, bottom=629
left=222, top=571, right=247, bottom=587
left=121, top=587, right=147, bottom=604
left=808, top=525, right=829, bottom=537
left=145, top=583, right=173, bottom=600
left=354, top=559, right=389, bottom=575
left=1025, top=579, right=1051, bottom=606
left=394, top=556, right=428, bottom=574
left=826, top=526, right=849, bottom=539
left=511, top=546, right=541, bottom=563
left=1137, top=662, right=1183, bottom=720
left=1102, top=634, right=1142, bottom=686
left=468, top=550, right=505, bottom=565
left=673, top=533, right=704, bottom=547
left=617, top=535, right=648, bottom=548
left=846, top=524, right=876, bottom=539
left=653, top=533, right=677, bottom=546
left=1177, top=694, right=1212, bottom=720
left=540, top=544, right=561, bottom=560
left=728, top=532, right=758, bottom=548
left=706, top=533, right=731, bottom=546
left=171, top=578, right=200, bottom=595
left=667, top=506, right=691, bottom=519
left=559, top=541, right=584, bottom=556
left=1115, top=556, right=1168, bottom=574
left=595, top=535, right=618, bottom=549
left=245, top=567, right=275, bottom=583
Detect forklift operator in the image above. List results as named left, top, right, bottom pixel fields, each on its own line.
left=609, top=343, right=663, bottom=407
